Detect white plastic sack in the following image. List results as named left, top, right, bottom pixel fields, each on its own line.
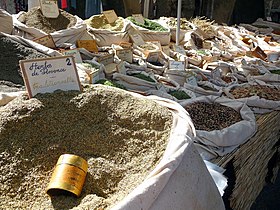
left=112, top=95, right=225, bottom=210
left=180, top=95, right=257, bottom=160
left=0, top=91, right=25, bottom=106
left=223, top=81, right=280, bottom=113
left=12, top=12, right=89, bottom=47
left=0, top=9, right=13, bottom=34
left=248, top=73, right=280, bottom=86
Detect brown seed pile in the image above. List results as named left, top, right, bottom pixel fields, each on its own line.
left=185, top=102, right=242, bottom=131
left=0, top=85, right=172, bottom=209
left=230, top=85, right=280, bottom=101
left=18, top=7, right=77, bottom=34
left=0, top=35, right=47, bottom=86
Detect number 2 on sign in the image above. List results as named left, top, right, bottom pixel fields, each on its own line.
left=66, top=58, right=72, bottom=66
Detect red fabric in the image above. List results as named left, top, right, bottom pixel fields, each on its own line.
left=61, top=0, right=68, bottom=9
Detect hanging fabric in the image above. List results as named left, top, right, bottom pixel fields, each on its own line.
left=61, top=0, right=67, bottom=9
left=85, top=0, right=101, bottom=19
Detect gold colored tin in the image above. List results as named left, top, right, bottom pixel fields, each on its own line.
left=46, top=154, right=88, bottom=197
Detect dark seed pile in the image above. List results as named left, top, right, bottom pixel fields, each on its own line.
left=18, top=7, right=77, bottom=34
left=0, top=85, right=172, bottom=209
left=0, top=35, right=47, bottom=86
left=185, top=102, right=242, bottom=131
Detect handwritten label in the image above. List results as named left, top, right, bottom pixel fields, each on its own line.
left=186, top=76, right=197, bottom=86
left=19, top=56, right=81, bottom=98
left=146, top=51, right=160, bottom=63
left=132, top=14, right=145, bottom=25
left=169, top=60, right=185, bottom=71
left=77, top=40, right=98, bottom=53
left=129, top=33, right=145, bottom=46
left=116, top=49, right=133, bottom=63
left=98, top=54, right=114, bottom=66
left=33, top=35, right=56, bottom=49
left=61, top=48, right=83, bottom=63
left=39, top=0, right=59, bottom=18
left=103, top=10, right=118, bottom=24
left=116, top=61, right=127, bottom=74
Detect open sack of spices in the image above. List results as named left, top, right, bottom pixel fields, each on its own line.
left=223, top=81, right=280, bottom=113
left=12, top=7, right=89, bottom=47
left=0, top=85, right=225, bottom=210
left=85, top=14, right=131, bottom=47
left=180, top=95, right=257, bottom=160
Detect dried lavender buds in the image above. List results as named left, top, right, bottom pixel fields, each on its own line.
left=185, top=102, right=242, bottom=131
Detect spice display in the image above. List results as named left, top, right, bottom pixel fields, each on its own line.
left=230, top=85, right=280, bottom=101
left=95, top=79, right=127, bottom=90
left=185, top=102, right=242, bottom=131
left=85, top=14, right=124, bottom=31
left=130, top=73, right=156, bottom=83
left=169, top=90, right=191, bottom=100
left=270, top=69, right=280, bottom=75
left=18, top=7, right=77, bottom=34
left=0, top=85, right=172, bottom=209
left=166, top=17, right=193, bottom=30
left=0, top=35, right=47, bottom=86
left=127, top=16, right=168, bottom=32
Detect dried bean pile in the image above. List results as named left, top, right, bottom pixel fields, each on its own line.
left=185, top=102, right=242, bottom=131
left=0, top=85, right=172, bottom=209
left=230, top=85, right=280, bottom=101
left=0, top=35, right=47, bottom=86
left=18, top=7, right=77, bottom=34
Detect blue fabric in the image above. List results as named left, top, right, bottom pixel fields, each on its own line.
left=70, top=0, right=77, bottom=9
left=85, top=0, right=101, bottom=18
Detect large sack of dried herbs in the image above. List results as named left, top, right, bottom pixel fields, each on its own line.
left=0, top=9, right=13, bottom=34
left=126, top=16, right=171, bottom=45
left=85, top=14, right=131, bottom=47
left=12, top=7, right=90, bottom=47
left=180, top=95, right=257, bottom=160
left=224, top=81, right=280, bottom=113
left=0, top=85, right=225, bottom=210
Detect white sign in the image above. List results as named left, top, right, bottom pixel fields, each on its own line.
left=39, top=0, right=59, bottom=18
left=20, top=56, right=81, bottom=98
left=103, top=10, right=118, bottom=23
left=116, top=49, right=133, bottom=63
left=186, top=76, right=197, bottom=86
left=62, top=49, right=83, bottom=63
left=169, top=60, right=185, bottom=71
left=129, top=33, right=145, bottom=46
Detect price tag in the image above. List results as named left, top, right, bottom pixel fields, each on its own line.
left=116, top=61, right=127, bottom=74
left=211, top=67, right=222, bottom=79
left=146, top=51, right=160, bottom=63
left=132, top=14, right=145, bottom=25
left=33, top=35, right=56, bottom=49
left=98, top=54, right=114, bottom=66
left=103, top=10, right=118, bottom=24
left=174, top=45, right=186, bottom=55
left=116, top=49, right=133, bottom=63
left=19, top=56, right=81, bottom=98
left=168, top=60, right=185, bottom=71
left=61, top=48, right=83, bottom=63
left=186, top=76, right=197, bottom=86
left=77, top=40, right=98, bottom=53
left=129, top=33, right=145, bottom=46
left=39, top=0, right=59, bottom=18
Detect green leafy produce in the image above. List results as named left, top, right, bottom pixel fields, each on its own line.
left=270, top=69, right=280, bottom=75
left=131, top=73, right=156, bottom=83
left=169, top=90, right=191, bottom=100
left=95, top=79, right=127, bottom=90
left=127, top=16, right=168, bottom=32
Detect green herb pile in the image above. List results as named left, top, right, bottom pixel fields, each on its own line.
left=169, top=90, right=191, bottom=100
left=130, top=73, right=156, bottom=83
left=127, top=16, right=168, bottom=32
left=270, top=69, right=280, bottom=75
left=95, top=79, right=127, bottom=90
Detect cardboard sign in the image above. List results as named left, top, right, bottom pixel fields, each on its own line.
left=116, top=48, right=133, bottom=63
left=98, top=54, right=114, bottom=66
left=129, top=33, right=145, bottom=46
left=39, top=0, right=59, bottom=18
left=33, top=35, right=56, bottom=49
left=116, top=61, right=127, bottom=74
left=61, top=48, right=83, bottom=63
left=146, top=51, right=160, bottom=63
left=132, top=14, right=145, bottom=25
left=19, top=56, right=81, bottom=98
left=77, top=40, right=98, bottom=53
left=103, top=10, right=118, bottom=24
left=168, top=60, right=185, bottom=71
left=119, top=42, right=132, bottom=49
left=186, top=76, right=197, bottom=86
